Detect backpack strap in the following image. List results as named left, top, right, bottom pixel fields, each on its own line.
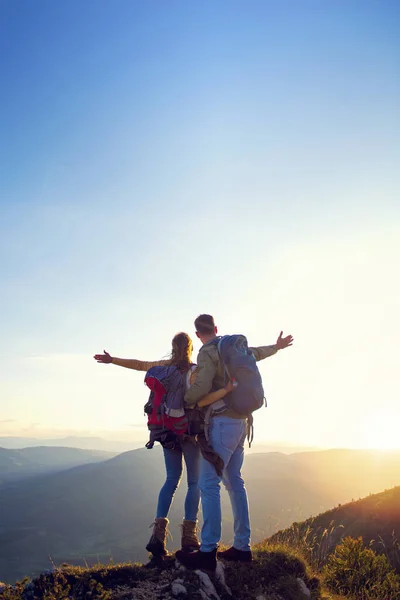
left=246, top=414, right=254, bottom=447
left=185, top=364, right=197, bottom=391
left=216, top=335, right=231, bottom=385
left=203, top=400, right=227, bottom=441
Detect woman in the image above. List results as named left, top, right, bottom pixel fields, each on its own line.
left=94, top=332, right=231, bottom=561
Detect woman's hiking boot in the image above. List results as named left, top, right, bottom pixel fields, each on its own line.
left=146, top=517, right=169, bottom=557
left=175, top=548, right=217, bottom=572
left=180, top=519, right=200, bottom=552
left=218, top=546, right=253, bottom=562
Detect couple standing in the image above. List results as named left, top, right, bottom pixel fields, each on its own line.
left=94, top=314, right=293, bottom=571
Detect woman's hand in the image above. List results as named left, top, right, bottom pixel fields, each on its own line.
left=93, top=350, right=113, bottom=364
left=224, top=380, right=235, bottom=396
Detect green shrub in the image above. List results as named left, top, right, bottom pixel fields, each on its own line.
left=324, top=536, right=400, bottom=599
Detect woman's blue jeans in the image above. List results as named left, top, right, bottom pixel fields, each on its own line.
left=156, top=438, right=201, bottom=521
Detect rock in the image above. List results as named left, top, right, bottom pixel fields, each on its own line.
left=195, top=570, right=220, bottom=600
left=297, top=577, right=311, bottom=598
left=214, top=562, right=232, bottom=597
left=171, top=580, right=187, bottom=597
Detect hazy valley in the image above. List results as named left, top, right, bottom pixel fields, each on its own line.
left=1, top=445, right=399, bottom=584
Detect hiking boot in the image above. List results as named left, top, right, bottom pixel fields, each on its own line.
left=180, top=519, right=200, bottom=552
left=218, top=546, right=253, bottom=562
left=175, top=548, right=217, bottom=572
left=146, top=517, right=169, bottom=557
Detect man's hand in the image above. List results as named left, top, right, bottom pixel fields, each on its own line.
left=93, top=350, right=113, bottom=364
left=276, top=332, right=293, bottom=350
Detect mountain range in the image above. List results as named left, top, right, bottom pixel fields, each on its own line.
left=1, top=446, right=399, bottom=583
left=0, top=436, right=140, bottom=453
left=0, top=446, right=116, bottom=485
left=0, top=435, right=319, bottom=454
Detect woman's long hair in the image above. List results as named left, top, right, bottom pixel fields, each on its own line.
left=170, top=332, right=193, bottom=371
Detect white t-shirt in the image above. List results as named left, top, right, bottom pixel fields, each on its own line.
left=186, top=365, right=197, bottom=391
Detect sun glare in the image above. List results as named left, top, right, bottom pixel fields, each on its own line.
left=362, top=416, right=400, bottom=450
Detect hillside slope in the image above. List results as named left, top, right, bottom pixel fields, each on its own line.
left=269, top=486, right=400, bottom=571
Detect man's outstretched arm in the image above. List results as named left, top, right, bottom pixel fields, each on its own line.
left=250, top=331, right=293, bottom=362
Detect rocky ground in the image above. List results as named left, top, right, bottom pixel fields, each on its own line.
left=0, top=547, right=323, bottom=600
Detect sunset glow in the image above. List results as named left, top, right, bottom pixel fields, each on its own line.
left=1, top=0, right=399, bottom=452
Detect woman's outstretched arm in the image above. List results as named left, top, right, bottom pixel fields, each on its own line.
left=93, top=350, right=170, bottom=371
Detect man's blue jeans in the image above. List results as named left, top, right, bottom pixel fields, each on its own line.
left=156, top=439, right=201, bottom=521
left=199, top=415, right=250, bottom=552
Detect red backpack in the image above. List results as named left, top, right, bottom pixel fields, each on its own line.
left=144, top=365, right=189, bottom=449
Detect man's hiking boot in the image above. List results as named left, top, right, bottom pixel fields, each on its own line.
left=146, top=517, right=169, bottom=557
left=218, top=546, right=253, bottom=562
left=180, top=519, right=200, bottom=552
left=175, top=548, right=217, bottom=572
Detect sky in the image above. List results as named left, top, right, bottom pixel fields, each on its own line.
left=1, top=0, right=399, bottom=451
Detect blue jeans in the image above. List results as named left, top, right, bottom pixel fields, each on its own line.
left=156, top=438, right=201, bottom=522
left=199, top=415, right=250, bottom=552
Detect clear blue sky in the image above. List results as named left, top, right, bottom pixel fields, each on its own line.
left=1, top=0, right=399, bottom=449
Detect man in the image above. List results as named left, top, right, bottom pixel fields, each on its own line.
left=176, top=314, right=293, bottom=571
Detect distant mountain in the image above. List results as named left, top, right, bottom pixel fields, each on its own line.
left=290, top=448, right=400, bottom=499
left=269, top=486, right=400, bottom=572
left=0, top=436, right=141, bottom=453
left=0, top=448, right=399, bottom=583
left=0, top=436, right=317, bottom=454
left=247, top=442, right=321, bottom=454
left=0, top=446, right=116, bottom=485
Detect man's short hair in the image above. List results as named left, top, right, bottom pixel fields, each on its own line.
left=194, top=314, right=216, bottom=335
